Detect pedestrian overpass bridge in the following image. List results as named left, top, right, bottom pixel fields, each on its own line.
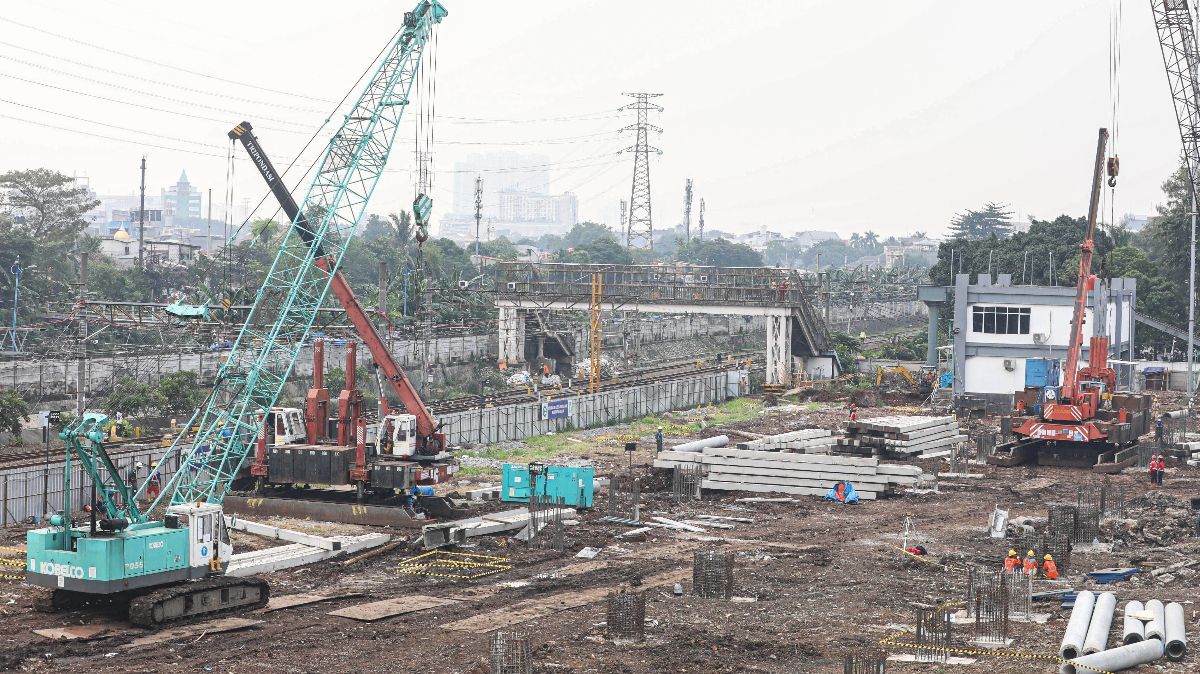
left=488, top=262, right=834, bottom=385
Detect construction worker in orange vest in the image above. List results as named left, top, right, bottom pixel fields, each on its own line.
left=1022, top=550, right=1038, bottom=576
left=1003, top=549, right=1020, bottom=572
left=1042, top=554, right=1059, bottom=580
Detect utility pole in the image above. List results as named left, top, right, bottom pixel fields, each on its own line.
left=75, top=252, right=88, bottom=415
left=207, top=188, right=213, bottom=253
left=620, top=92, right=663, bottom=250
left=8, top=256, right=19, bottom=353
left=619, top=199, right=627, bottom=240
left=474, top=175, right=483, bottom=257
left=698, top=198, right=705, bottom=241
left=682, top=178, right=693, bottom=241
left=137, top=156, right=146, bottom=269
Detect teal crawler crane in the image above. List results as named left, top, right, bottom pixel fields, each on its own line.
left=25, top=0, right=447, bottom=626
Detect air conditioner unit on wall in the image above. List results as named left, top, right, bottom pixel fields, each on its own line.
left=1032, top=333, right=1048, bottom=345
left=506, top=282, right=517, bottom=290
left=1003, top=359, right=1015, bottom=372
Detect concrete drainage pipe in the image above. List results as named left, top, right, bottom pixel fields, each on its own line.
left=1059, top=638, right=1164, bottom=674
left=1059, top=590, right=1095, bottom=660
left=1165, top=601, right=1187, bottom=661
left=1082, top=592, right=1118, bottom=655
left=1121, top=600, right=1144, bottom=645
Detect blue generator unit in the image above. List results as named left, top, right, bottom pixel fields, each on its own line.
left=501, top=463, right=594, bottom=508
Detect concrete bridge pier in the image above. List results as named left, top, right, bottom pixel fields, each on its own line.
left=498, top=307, right=525, bottom=366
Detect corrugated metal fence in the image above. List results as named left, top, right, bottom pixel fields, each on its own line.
left=1, top=445, right=188, bottom=527
left=439, top=369, right=742, bottom=446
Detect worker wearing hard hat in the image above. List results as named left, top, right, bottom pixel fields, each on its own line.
left=146, top=462, right=161, bottom=501
left=655, top=427, right=664, bottom=454
left=1023, top=550, right=1038, bottom=577
left=1042, top=554, right=1059, bottom=580
left=1003, top=549, right=1020, bottom=573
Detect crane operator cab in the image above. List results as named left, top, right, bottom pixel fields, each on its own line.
left=165, top=502, right=232, bottom=573
left=377, top=413, right=419, bottom=458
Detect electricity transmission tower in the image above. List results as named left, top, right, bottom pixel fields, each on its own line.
left=698, top=198, right=706, bottom=241
left=621, top=92, right=663, bottom=250
left=474, top=175, right=483, bottom=256
left=619, top=199, right=627, bottom=239
left=682, top=178, right=693, bottom=241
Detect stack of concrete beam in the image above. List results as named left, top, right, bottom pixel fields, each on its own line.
left=735, top=428, right=833, bottom=453
left=835, top=415, right=964, bottom=458
left=699, top=447, right=922, bottom=500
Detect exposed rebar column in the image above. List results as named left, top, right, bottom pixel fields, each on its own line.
left=1059, top=590, right=1096, bottom=660
left=1007, top=568, right=1031, bottom=621
left=1043, top=532, right=1072, bottom=577
left=1146, top=599, right=1166, bottom=641
left=914, top=608, right=952, bottom=663
left=1122, top=600, right=1145, bottom=645
left=489, top=632, right=532, bottom=674
left=606, top=590, right=646, bottom=644
left=606, top=475, right=641, bottom=523
left=973, top=571, right=1010, bottom=644
left=1075, top=488, right=1102, bottom=544
left=692, top=550, right=734, bottom=599
left=843, top=649, right=887, bottom=674
left=1082, top=591, right=1118, bottom=655
left=671, top=464, right=703, bottom=503
left=1165, top=601, right=1187, bottom=660
left=1059, top=638, right=1164, bottom=674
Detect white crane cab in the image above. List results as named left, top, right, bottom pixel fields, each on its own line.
left=265, top=407, right=307, bottom=445
left=164, top=502, right=232, bottom=571
left=377, top=413, right=419, bottom=458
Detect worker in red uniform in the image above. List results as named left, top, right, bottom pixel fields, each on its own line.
left=1150, top=455, right=1161, bottom=488
left=1156, top=455, right=1167, bottom=487
left=849, top=402, right=858, bottom=422
left=1022, top=550, right=1038, bottom=577
left=1042, top=554, right=1059, bottom=580
left=1003, top=549, right=1020, bottom=573
left=777, top=279, right=789, bottom=302
left=146, top=462, right=161, bottom=501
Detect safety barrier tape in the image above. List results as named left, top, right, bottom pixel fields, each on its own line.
left=0, top=546, right=25, bottom=554
left=0, top=558, right=25, bottom=567
left=878, top=603, right=1116, bottom=674
left=0, top=573, right=25, bottom=581
left=396, top=549, right=514, bottom=580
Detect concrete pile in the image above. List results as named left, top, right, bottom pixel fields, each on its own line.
left=734, top=428, right=833, bottom=453
left=1058, top=590, right=1184, bottom=673
left=835, top=415, right=964, bottom=459
left=698, top=448, right=921, bottom=500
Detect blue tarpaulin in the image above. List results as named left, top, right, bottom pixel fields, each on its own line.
left=824, top=480, right=860, bottom=504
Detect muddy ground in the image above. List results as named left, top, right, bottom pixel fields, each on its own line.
left=0, top=396, right=1197, bottom=673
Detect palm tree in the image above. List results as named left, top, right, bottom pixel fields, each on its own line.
left=849, top=232, right=863, bottom=249
left=388, top=211, right=413, bottom=245
left=913, top=230, right=927, bottom=239
left=862, top=230, right=880, bottom=249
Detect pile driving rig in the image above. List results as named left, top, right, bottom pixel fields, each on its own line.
left=25, top=0, right=447, bottom=625
left=990, top=128, right=1151, bottom=469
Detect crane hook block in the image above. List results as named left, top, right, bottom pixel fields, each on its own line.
left=1106, top=155, right=1119, bottom=187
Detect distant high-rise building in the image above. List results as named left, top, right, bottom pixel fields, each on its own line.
left=440, top=152, right=575, bottom=241
left=161, top=171, right=202, bottom=225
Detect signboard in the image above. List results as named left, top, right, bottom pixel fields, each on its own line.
left=129, top=209, right=163, bottom=223
left=542, top=399, right=571, bottom=421
left=38, top=410, right=62, bottom=427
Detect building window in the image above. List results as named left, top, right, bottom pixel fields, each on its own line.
left=972, top=306, right=1030, bottom=335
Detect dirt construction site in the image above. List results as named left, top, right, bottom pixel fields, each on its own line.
left=0, top=393, right=1195, bottom=674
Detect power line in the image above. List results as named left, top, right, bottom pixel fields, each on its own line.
left=0, top=54, right=315, bottom=129
left=0, top=111, right=229, bottom=158
left=0, top=15, right=337, bottom=104
left=0, top=98, right=228, bottom=150
left=0, top=71, right=310, bottom=134
left=0, top=40, right=327, bottom=114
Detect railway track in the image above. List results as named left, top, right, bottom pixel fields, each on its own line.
left=0, top=435, right=168, bottom=471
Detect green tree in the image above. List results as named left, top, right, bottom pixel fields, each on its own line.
left=0, top=168, right=99, bottom=243
left=0, top=389, right=30, bottom=443
left=948, top=202, right=1014, bottom=240
left=557, top=237, right=632, bottom=265
left=250, top=217, right=281, bottom=245
left=158, top=371, right=209, bottom=417
left=562, top=221, right=617, bottom=248
left=103, top=378, right=165, bottom=418
left=676, top=238, right=764, bottom=267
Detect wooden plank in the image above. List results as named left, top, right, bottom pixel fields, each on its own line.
left=124, top=618, right=262, bottom=649
left=703, top=447, right=878, bottom=467
left=260, top=592, right=364, bottom=613
left=706, top=471, right=883, bottom=493
left=703, top=479, right=877, bottom=500
left=328, top=595, right=458, bottom=622
left=33, top=624, right=120, bottom=641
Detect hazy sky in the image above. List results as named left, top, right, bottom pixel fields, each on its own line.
left=0, top=0, right=1186, bottom=238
